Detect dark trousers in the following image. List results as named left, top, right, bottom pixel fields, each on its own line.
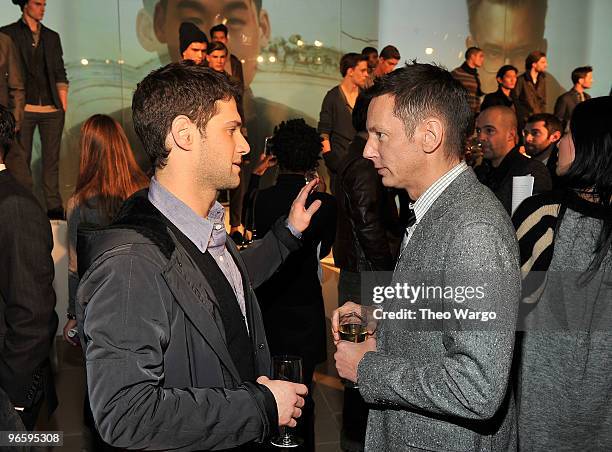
left=19, top=110, right=65, bottom=210
left=337, top=270, right=368, bottom=451
left=4, top=138, right=34, bottom=191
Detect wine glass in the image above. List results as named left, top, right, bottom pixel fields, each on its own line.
left=338, top=312, right=368, bottom=389
left=270, top=355, right=303, bottom=448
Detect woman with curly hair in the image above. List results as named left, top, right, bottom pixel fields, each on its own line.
left=253, top=118, right=336, bottom=451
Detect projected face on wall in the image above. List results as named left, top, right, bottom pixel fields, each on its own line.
left=466, top=0, right=547, bottom=93
left=137, top=0, right=270, bottom=87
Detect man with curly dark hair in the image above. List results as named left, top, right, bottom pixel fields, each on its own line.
left=253, top=119, right=336, bottom=451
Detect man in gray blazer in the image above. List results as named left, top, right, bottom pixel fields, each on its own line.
left=333, top=63, right=521, bottom=451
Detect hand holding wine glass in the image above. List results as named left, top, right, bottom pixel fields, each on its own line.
left=265, top=355, right=307, bottom=447
left=256, top=376, right=306, bottom=427
left=332, top=302, right=377, bottom=344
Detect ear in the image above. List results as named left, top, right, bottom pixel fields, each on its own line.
left=421, top=118, right=444, bottom=154
left=153, top=1, right=168, bottom=44
left=136, top=8, right=163, bottom=52
left=171, top=115, right=197, bottom=152
left=550, top=130, right=562, bottom=143
left=508, top=127, right=518, bottom=146
left=258, top=8, right=271, bottom=50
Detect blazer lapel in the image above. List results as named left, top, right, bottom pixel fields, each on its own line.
left=162, top=248, right=242, bottom=383
left=12, top=21, right=30, bottom=72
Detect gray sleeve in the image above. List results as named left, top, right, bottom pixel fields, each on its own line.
left=358, top=222, right=520, bottom=420
left=80, top=253, right=273, bottom=450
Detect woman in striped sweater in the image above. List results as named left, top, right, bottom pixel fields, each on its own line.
left=512, top=97, right=612, bottom=450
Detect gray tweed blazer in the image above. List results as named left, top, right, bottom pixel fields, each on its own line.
left=357, top=168, right=521, bottom=451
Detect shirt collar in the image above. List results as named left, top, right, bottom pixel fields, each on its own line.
left=148, top=177, right=225, bottom=253
left=0, top=163, right=6, bottom=172
left=410, top=161, right=468, bottom=224
left=21, top=16, right=41, bottom=33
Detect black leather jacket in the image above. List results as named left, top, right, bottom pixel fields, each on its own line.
left=333, top=135, right=402, bottom=272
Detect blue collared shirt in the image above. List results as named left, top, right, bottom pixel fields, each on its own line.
left=148, top=178, right=248, bottom=330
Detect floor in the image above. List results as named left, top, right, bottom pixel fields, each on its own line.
left=38, top=313, right=346, bottom=452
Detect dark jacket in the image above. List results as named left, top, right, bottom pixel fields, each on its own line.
left=0, top=32, right=24, bottom=129
left=481, top=87, right=515, bottom=112
left=554, top=87, right=591, bottom=130
left=334, top=135, right=402, bottom=272
left=229, top=54, right=244, bottom=87
left=514, top=72, right=546, bottom=128
left=0, top=20, right=68, bottom=110
left=253, top=174, right=336, bottom=370
left=76, top=190, right=303, bottom=451
left=476, top=146, right=552, bottom=214
left=0, top=170, right=57, bottom=413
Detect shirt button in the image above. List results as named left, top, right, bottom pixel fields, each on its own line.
left=218, top=255, right=224, bottom=262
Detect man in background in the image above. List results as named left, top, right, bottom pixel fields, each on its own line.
left=0, top=104, right=57, bottom=431
left=451, top=46, right=485, bottom=114
left=179, top=22, right=208, bottom=65
left=523, top=112, right=562, bottom=185
left=361, top=46, right=378, bottom=78
left=371, top=45, right=400, bottom=82
left=318, top=53, right=368, bottom=194
left=210, top=23, right=245, bottom=91
left=554, top=65, right=593, bottom=130
left=476, top=105, right=551, bottom=214
left=513, top=50, right=548, bottom=130
left=481, top=64, right=518, bottom=112
left=1, top=0, right=68, bottom=219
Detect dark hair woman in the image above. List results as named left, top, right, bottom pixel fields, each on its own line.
left=512, top=96, right=612, bottom=450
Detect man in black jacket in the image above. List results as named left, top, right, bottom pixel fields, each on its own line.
left=1, top=0, right=69, bottom=219
left=77, top=62, right=320, bottom=450
left=0, top=104, right=57, bottom=431
left=475, top=105, right=552, bottom=214
left=481, top=65, right=518, bottom=113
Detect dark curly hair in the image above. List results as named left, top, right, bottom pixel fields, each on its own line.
left=270, top=119, right=321, bottom=173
